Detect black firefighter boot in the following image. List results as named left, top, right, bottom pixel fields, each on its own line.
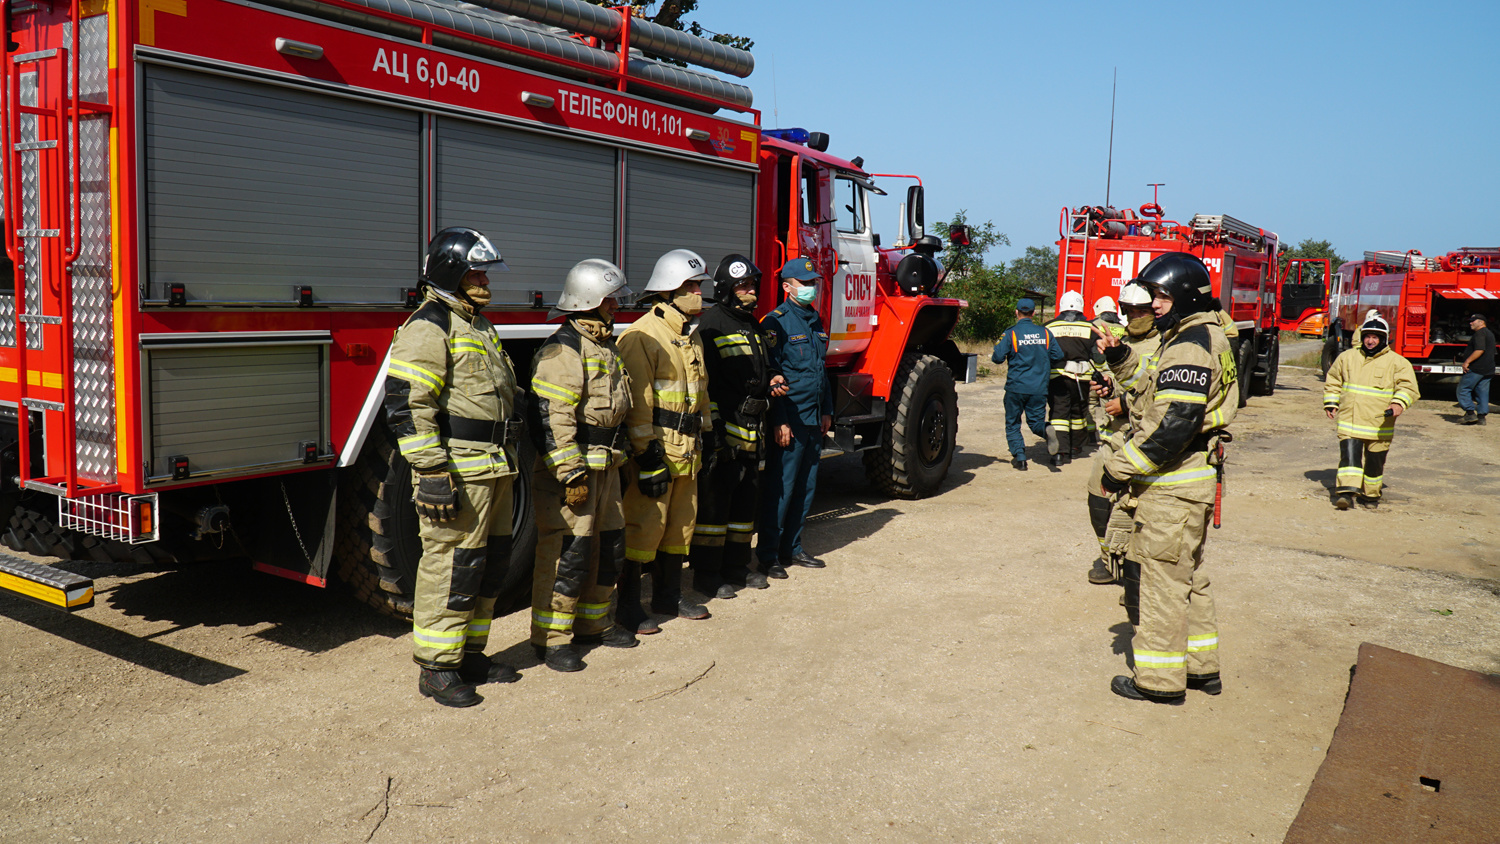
left=722, top=542, right=769, bottom=589
left=615, top=559, right=660, bottom=635
left=689, top=542, right=737, bottom=600
left=419, top=667, right=482, bottom=708
left=651, top=552, right=710, bottom=620
left=1086, top=494, right=1116, bottom=585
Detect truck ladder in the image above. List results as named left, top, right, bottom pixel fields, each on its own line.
left=1057, top=207, right=1091, bottom=301
left=1365, top=250, right=1439, bottom=272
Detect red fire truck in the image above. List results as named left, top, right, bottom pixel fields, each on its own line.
left=0, top=0, right=969, bottom=616
left=1321, top=249, right=1500, bottom=378
left=1056, top=201, right=1316, bottom=401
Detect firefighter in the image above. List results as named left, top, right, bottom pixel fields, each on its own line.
left=1091, top=295, right=1126, bottom=340
left=1322, top=311, right=1417, bottom=510
left=616, top=249, right=716, bottom=631
left=1096, top=253, right=1238, bottom=705
left=757, top=257, right=834, bottom=576
left=1087, top=295, right=1126, bottom=444
left=1048, top=290, right=1097, bottom=467
left=1085, top=283, right=1160, bottom=585
left=386, top=227, right=521, bottom=708
left=690, top=255, right=789, bottom=596
left=991, top=297, right=1063, bottom=470
left=527, top=259, right=636, bottom=672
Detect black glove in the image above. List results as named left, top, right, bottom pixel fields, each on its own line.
left=634, top=440, right=670, bottom=498
left=414, top=471, right=460, bottom=521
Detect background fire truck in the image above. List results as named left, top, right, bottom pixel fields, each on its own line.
left=1321, top=249, right=1500, bottom=379
left=0, top=0, right=970, bottom=617
left=1056, top=202, right=1321, bottom=403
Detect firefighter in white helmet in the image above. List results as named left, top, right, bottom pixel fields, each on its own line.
left=1322, top=310, right=1417, bottom=510
left=1086, top=294, right=1127, bottom=446
left=526, top=259, right=636, bottom=672
left=1085, top=282, right=1160, bottom=586
left=386, top=227, right=521, bottom=708
left=1046, top=289, right=1096, bottom=467
left=616, top=249, right=716, bottom=631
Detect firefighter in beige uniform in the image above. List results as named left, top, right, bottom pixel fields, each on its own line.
left=1098, top=254, right=1237, bottom=705
left=616, top=249, right=716, bottom=631
left=1085, top=283, right=1160, bottom=586
left=1322, top=311, right=1417, bottom=511
left=386, top=227, right=520, bottom=708
left=527, top=260, right=636, bottom=673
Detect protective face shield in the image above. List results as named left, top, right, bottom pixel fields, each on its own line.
left=644, top=249, right=712, bottom=294
left=1059, top=290, right=1086, bottom=314
left=423, top=227, right=509, bottom=293
left=549, top=259, right=631, bottom=321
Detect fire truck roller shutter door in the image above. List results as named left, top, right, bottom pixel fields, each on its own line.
left=435, top=119, right=618, bottom=307
left=143, top=66, right=419, bottom=305
left=623, top=152, right=755, bottom=296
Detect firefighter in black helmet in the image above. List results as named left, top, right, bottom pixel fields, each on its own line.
left=689, top=254, right=788, bottom=597
left=386, top=226, right=523, bottom=707
left=1096, top=252, right=1238, bottom=705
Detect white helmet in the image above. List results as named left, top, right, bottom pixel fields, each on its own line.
left=1092, top=296, right=1117, bottom=319
left=644, top=248, right=712, bottom=294
left=1118, top=282, right=1153, bottom=307
left=1058, top=290, right=1086, bottom=314
left=1360, top=309, right=1389, bottom=337
left=548, top=259, right=631, bottom=320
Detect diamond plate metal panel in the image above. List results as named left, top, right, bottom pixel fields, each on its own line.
left=17, top=71, right=40, bottom=351
left=72, top=16, right=115, bottom=482
left=79, top=18, right=108, bottom=103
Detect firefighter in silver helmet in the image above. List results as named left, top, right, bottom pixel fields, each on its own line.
left=616, top=249, right=716, bottom=632
left=1322, top=310, right=1417, bottom=510
left=526, top=259, right=636, bottom=672
left=386, top=227, right=522, bottom=707
left=1096, top=253, right=1238, bottom=705
left=1084, top=283, right=1160, bottom=586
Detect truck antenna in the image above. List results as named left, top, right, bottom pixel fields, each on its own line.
left=1105, top=68, right=1116, bottom=207
left=771, top=53, right=780, bottom=125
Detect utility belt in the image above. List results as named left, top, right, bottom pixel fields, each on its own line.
left=653, top=407, right=702, bottom=435
left=579, top=422, right=626, bottom=448
left=438, top=412, right=521, bottom=446
left=1062, top=360, right=1094, bottom=377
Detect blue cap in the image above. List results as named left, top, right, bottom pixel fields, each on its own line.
left=779, top=257, right=820, bottom=281
left=1016, top=298, right=1035, bottom=312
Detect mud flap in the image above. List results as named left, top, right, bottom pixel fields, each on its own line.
left=234, top=471, right=336, bottom=587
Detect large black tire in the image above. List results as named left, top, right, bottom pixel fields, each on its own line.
left=863, top=353, right=958, bottom=499
left=1235, top=337, right=1254, bottom=408
left=1319, top=332, right=1340, bottom=380
left=335, top=417, right=537, bottom=619
left=1252, top=334, right=1278, bottom=396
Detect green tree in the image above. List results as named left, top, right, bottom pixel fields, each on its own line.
left=1278, top=238, right=1347, bottom=289
left=583, top=1, right=754, bottom=56
left=1005, top=245, right=1059, bottom=302
left=934, top=210, right=1034, bottom=343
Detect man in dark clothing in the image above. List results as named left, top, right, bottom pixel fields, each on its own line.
left=992, top=298, right=1064, bottom=470
left=1459, top=313, right=1495, bottom=425
left=1047, top=290, right=1098, bottom=467
left=691, top=255, right=787, bottom=596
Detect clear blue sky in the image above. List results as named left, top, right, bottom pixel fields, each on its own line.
left=696, top=0, right=1500, bottom=266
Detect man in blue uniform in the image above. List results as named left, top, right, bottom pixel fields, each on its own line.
left=757, top=257, right=834, bottom=578
left=993, top=298, right=1064, bottom=470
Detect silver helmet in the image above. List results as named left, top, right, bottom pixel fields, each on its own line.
left=643, top=248, right=712, bottom=294
left=548, top=259, right=631, bottom=320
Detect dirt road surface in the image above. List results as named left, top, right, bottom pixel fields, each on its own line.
left=3, top=364, right=1498, bottom=843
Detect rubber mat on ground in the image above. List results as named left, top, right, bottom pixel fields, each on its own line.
left=1285, top=642, right=1500, bottom=843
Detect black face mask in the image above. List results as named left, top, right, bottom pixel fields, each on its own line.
left=1153, top=312, right=1181, bottom=333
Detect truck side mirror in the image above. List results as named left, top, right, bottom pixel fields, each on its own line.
left=906, top=185, right=924, bottom=241
left=948, top=224, right=970, bottom=247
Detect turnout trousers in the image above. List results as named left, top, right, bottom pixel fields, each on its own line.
left=758, top=423, right=821, bottom=563
left=690, top=453, right=760, bottom=581
left=1087, top=437, right=1134, bottom=581
left=1335, top=436, right=1390, bottom=499
left=1126, top=488, right=1218, bottom=695
left=530, top=464, right=625, bottom=648
left=412, top=475, right=515, bottom=668
left=1002, top=389, right=1048, bottom=461
left=1048, top=375, right=1091, bottom=458
left=623, top=473, right=699, bottom=563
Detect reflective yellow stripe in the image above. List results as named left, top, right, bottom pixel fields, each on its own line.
left=1392, top=391, right=1415, bottom=408
left=467, top=618, right=492, bottom=636
left=1204, top=407, right=1230, bottom=427
left=1322, top=392, right=1341, bottom=404
left=660, top=543, right=689, bottom=555
left=713, top=334, right=751, bottom=348
left=718, top=345, right=753, bottom=358
left=1123, top=441, right=1154, bottom=473
left=694, top=524, right=727, bottom=535
left=448, top=338, right=488, bottom=355
left=1343, top=383, right=1394, bottom=398
left=1133, top=649, right=1186, bottom=665
left=625, top=546, right=656, bottom=563
left=448, top=453, right=511, bottom=475
left=390, top=359, right=444, bottom=392
left=583, top=451, right=611, bottom=470
left=533, top=379, right=581, bottom=405
left=1186, top=634, right=1218, bottom=652
left=1136, top=466, right=1217, bottom=486
left=576, top=601, right=611, bottom=620
left=545, top=444, right=582, bottom=468
left=1156, top=389, right=1208, bottom=404
left=1337, top=421, right=1393, bottom=438
left=399, top=432, right=440, bottom=455
left=532, top=609, right=574, bottom=631
left=1335, top=467, right=1364, bottom=483
left=725, top=422, right=758, bottom=443
left=413, top=625, right=465, bottom=650
left=583, top=357, right=614, bottom=374
left=727, top=521, right=754, bottom=532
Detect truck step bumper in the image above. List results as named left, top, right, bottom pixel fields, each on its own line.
left=0, top=554, right=94, bottom=611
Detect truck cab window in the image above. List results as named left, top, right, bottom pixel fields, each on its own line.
left=835, top=177, right=865, bottom=234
